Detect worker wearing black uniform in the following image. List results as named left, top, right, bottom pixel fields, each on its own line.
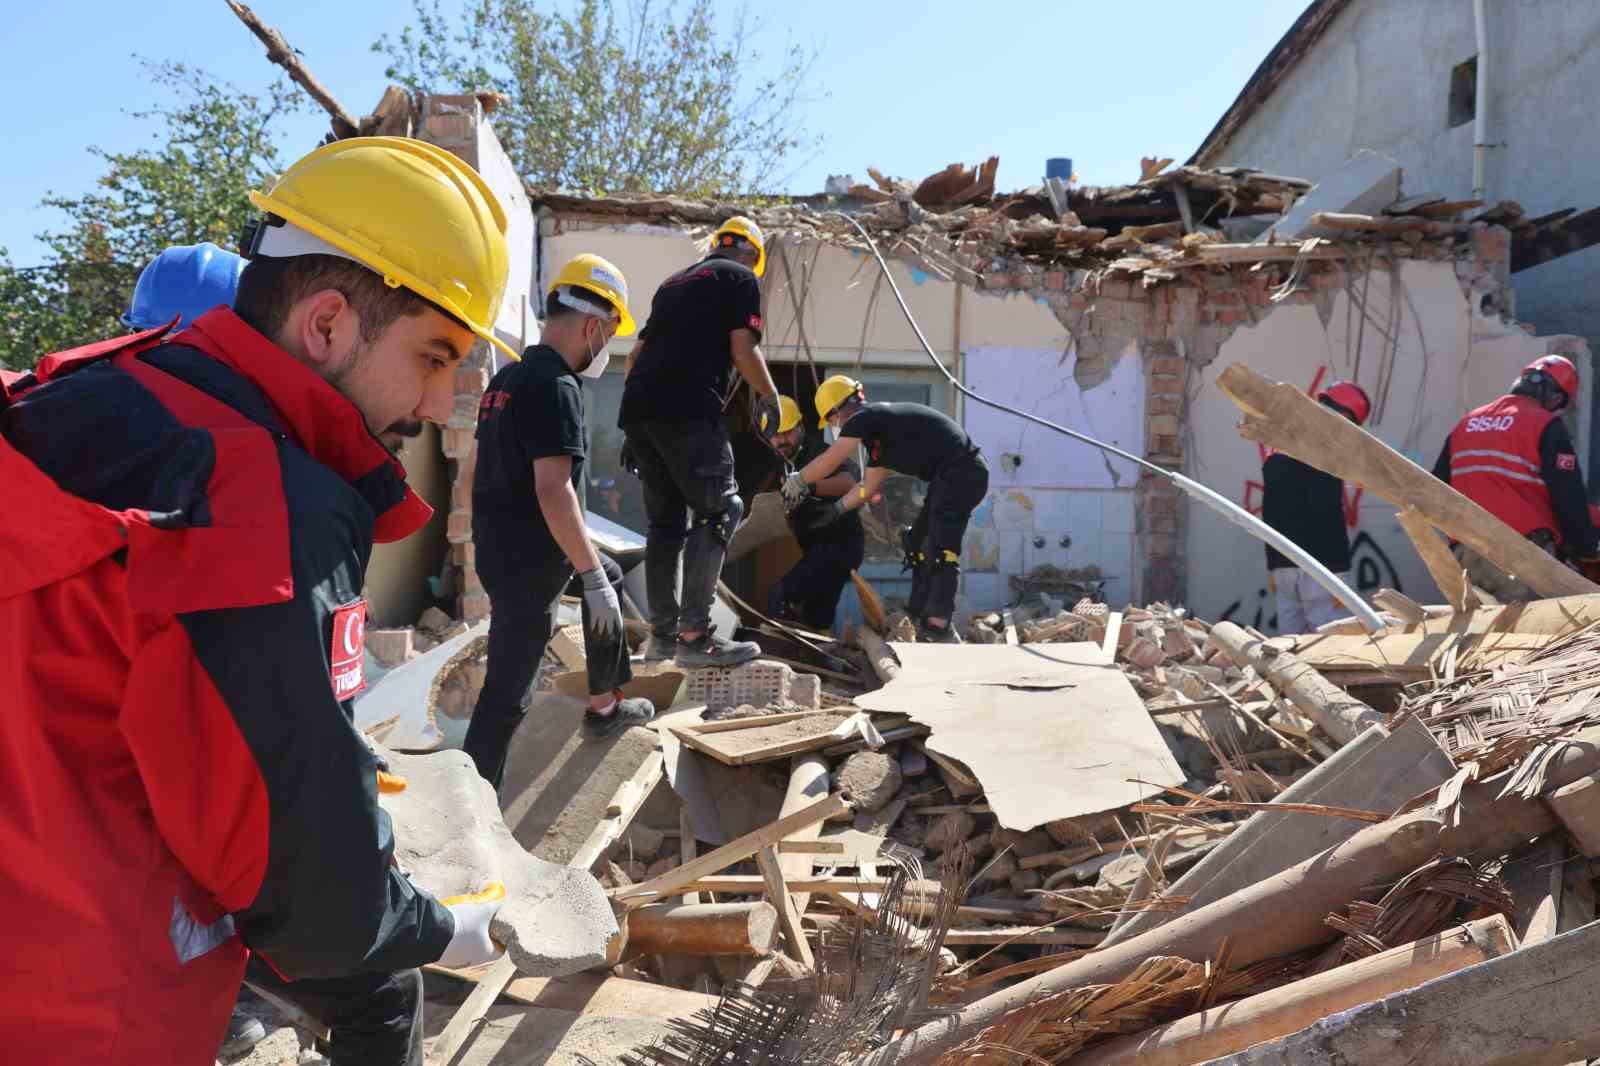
left=619, top=216, right=782, bottom=667
left=1432, top=354, right=1600, bottom=601
left=784, top=375, right=988, bottom=643
left=1260, top=381, right=1370, bottom=633
left=466, top=254, right=655, bottom=790
left=767, top=395, right=866, bottom=630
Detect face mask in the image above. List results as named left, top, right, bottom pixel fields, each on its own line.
left=579, top=320, right=610, bottom=379
left=823, top=427, right=838, bottom=444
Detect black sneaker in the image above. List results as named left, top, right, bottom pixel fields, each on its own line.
left=219, top=1008, right=267, bottom=1059
left=643, top=633, right=678, bottom=662
left=674, top=626, right=762, bottom=668
left=918, top=620, right=963, bottom=644
left=582, top=697, right=656, bottom=740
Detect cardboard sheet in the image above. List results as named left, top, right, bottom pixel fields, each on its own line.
left=855, top=643, right=1185, bottom=831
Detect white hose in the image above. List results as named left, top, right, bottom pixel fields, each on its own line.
left=833, top=214, right=1384, bottom=633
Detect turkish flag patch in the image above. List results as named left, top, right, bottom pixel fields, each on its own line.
left=330, top=599, right=368, bottom=700
left=1559, top=452, right=1578, bottom=471
left=748, top=313, right=763, bottom=331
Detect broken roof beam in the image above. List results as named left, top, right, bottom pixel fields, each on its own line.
left=1512, top=204, right=1600, bottom=273
left=1216, top=362, right=1600, bottom=599
left=226, top=0, right=359, bottom=139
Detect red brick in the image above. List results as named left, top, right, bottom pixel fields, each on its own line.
left=1044, top=271, right=1068, bottom=291
left=455, top=364, right=489, bottom=395
left=1147, top=413, right=1180, bottom=435
left=463, top=566, right=484, bottom=596
left=1013, top=272, right=1037, bottom=290
left=1150, top=356, right=1186, bottom=376
left=1068, top=292, right=1090, bottom=309
left=447, top=509, right=473, bottom=543
left=1146, top=395, right=1182, bottom=416
left=461, top=593, right=491, bottom=623
left=983, top=273, right=1013, bottom=290
left=1214, top=309, right=1248, bottom=325
left=1146, top=513, right=1179, bottom=534
left=1145, top=534, right=1178, bottom=557
left=1205, top=289, right=1243, bottom=306
left=1146, top=494, right=1178, bottom=516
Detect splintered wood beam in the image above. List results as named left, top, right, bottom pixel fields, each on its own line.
left=1395, top=507, right=1471, bottom=611
left=1216, top=363, right=1598, bottom=600
left=611, top=792, right=852, bottom=905
left=756, top=845, right=815, bottom=969
left=225, top=0, right=360, bottom=139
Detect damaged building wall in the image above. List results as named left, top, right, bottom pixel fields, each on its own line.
left=1184, top=254, right=1589, bottom=630
left=1196, top=0, right=1600, bottom=481
left=536, top=216, right=1142, bottom=615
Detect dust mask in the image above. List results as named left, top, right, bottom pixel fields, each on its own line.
left=580, top=326, right=610, bottom=379
left=553, top=287, right=615, bottom=379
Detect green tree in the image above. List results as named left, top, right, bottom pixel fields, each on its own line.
left=0, top=61, right=301, bottom=369
left=375, top=0, right=820, bottom=197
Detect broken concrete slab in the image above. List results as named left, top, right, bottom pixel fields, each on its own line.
left=378, top=747, right=620, bottom=976
left=1104, top=717, right=1455, bottom=945
left=725, top=491, right=798, bottom=564
left=1260, top=149, right=1401, bottom=243
left=498, top=690, right=663, bottom=865
left=353, top=619, right=489, bottom=750
left=855, top=643, right=1184, bottom=831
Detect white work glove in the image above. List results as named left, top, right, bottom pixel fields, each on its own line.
left=780, top=471, right=812, bottom=508
left=436, top=882, right=506, bottom=969
left=579, top=566, right=623, bottom=641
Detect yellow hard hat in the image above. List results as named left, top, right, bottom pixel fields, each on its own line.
left=549, top=253, right=636, bottom=336
left=712, top=216, right=766, bottom=277
left=249, top=136, right=515, bottom=361
left=815, top=374, right=863, bottom=428
left=777, top=395, right=802, bottom=434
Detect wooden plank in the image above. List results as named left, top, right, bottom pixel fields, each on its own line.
left=1197, top=921, right=1600, bottom=1066
left=1217, top=362, right=1598, bottom=600
left=852, top=569, right=888, bottom=633
left=1396, top=507, right=1471, bottom=611
left=756, top=844, right=816, bottom=969
left=1100, top=611, right=1124, bottom=659
left=679, top=805, right=701, bottom=905
left=676, top=710, right=825, bottom=736
left=652, top=874, right=944, bottom=896
left=1075, top=916, right=1516, bottom=1066
left=612, top=792, right=852, bottom=904
left=776, top=839, right=846, bottom=855
left=626, top=901, right=777, bottom=957
left=1210, top=622, right=1383, bottom=744
left=1372, top=587, right=1427, bottom=624
left=938, top=926, right=1105, bottom=947
left=671, top=713, right=854, bottom=767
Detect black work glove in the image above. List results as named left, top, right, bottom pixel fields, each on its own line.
left=620, top=440, right=640, bottom=478
left=900, top=526, right=924, bottom=573
left=797, top=499, right=847, bottom=537
left=755, top=393, right=782, bottom=441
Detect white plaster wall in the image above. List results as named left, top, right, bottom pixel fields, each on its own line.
left=474, top=111, right=535, bottom=357
left=1210, top=0, right=1600, bottom=475
left=962, top=342, right=1143, bottom=611
left=1185, top=258, right=1587, bottom=630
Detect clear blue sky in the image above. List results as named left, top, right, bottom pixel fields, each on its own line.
left=1, top=1, right=1312, bottom=267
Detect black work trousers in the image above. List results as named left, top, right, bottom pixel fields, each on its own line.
left=772, top=522, right=866, bottom=631
left=463, top=552, right=629, bottom=788
left=243, top=956, right=422, bottom=1066
left=906, top=452, right=989, bottom=621
left=624, top=418, right=744, bottom=637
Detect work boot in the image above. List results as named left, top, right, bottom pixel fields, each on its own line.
left=582, top=696, right=657, bottom=741
left=917, top=619, right=962, bottom=644
left=675, top=626, right=762, bottom=668
left=643, top=632, right=677, bottom=661
left=218, top=1007, right=267, bottom=1060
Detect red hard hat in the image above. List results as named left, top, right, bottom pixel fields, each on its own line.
left=1524, top=354, right=1579, bottom=401
left=1318, top=380, right=1371, bottom=426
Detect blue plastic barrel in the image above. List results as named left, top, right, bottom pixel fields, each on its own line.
left=1045, top=157, right=1074, bottom=182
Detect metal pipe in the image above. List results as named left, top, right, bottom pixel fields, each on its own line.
left=1473, top=0, right=1490, bottom=201
left=832, top=214, right=1384, bottom=633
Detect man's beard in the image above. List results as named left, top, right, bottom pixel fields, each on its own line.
left=380, top=419, right=424, bottom=454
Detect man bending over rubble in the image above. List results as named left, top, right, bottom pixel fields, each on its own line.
left=0, top=137, right=510, bottom=1065
left=784, top=375, right=989, bottom=642
left=464, top=254, right=656, bottom=790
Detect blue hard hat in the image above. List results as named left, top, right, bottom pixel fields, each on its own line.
left=122, top=242, right=247, bottom=331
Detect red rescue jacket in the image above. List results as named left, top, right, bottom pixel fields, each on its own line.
left=1445, top=394, right=1564, bottom=540
left=0, top=310, right=451, bottom=1065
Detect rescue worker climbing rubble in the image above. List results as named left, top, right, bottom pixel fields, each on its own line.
left=465, top=253, right=656, bottom=791
left=0, top=137, right=512, bottom=1066
left=1432, top=354, right=1600, bottom=602
left=619, top=215, right=781, bottom=667
left=784, top=375, right=989, bottom=643
left=1260, top=380, right=1370, bottom=633
left=767, top=394, right=866, bottom=630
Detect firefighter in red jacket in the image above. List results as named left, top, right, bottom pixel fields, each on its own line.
left=0, top=138, right=513, bottom=1065
left=1433, top=354, right=1600, bottom=601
